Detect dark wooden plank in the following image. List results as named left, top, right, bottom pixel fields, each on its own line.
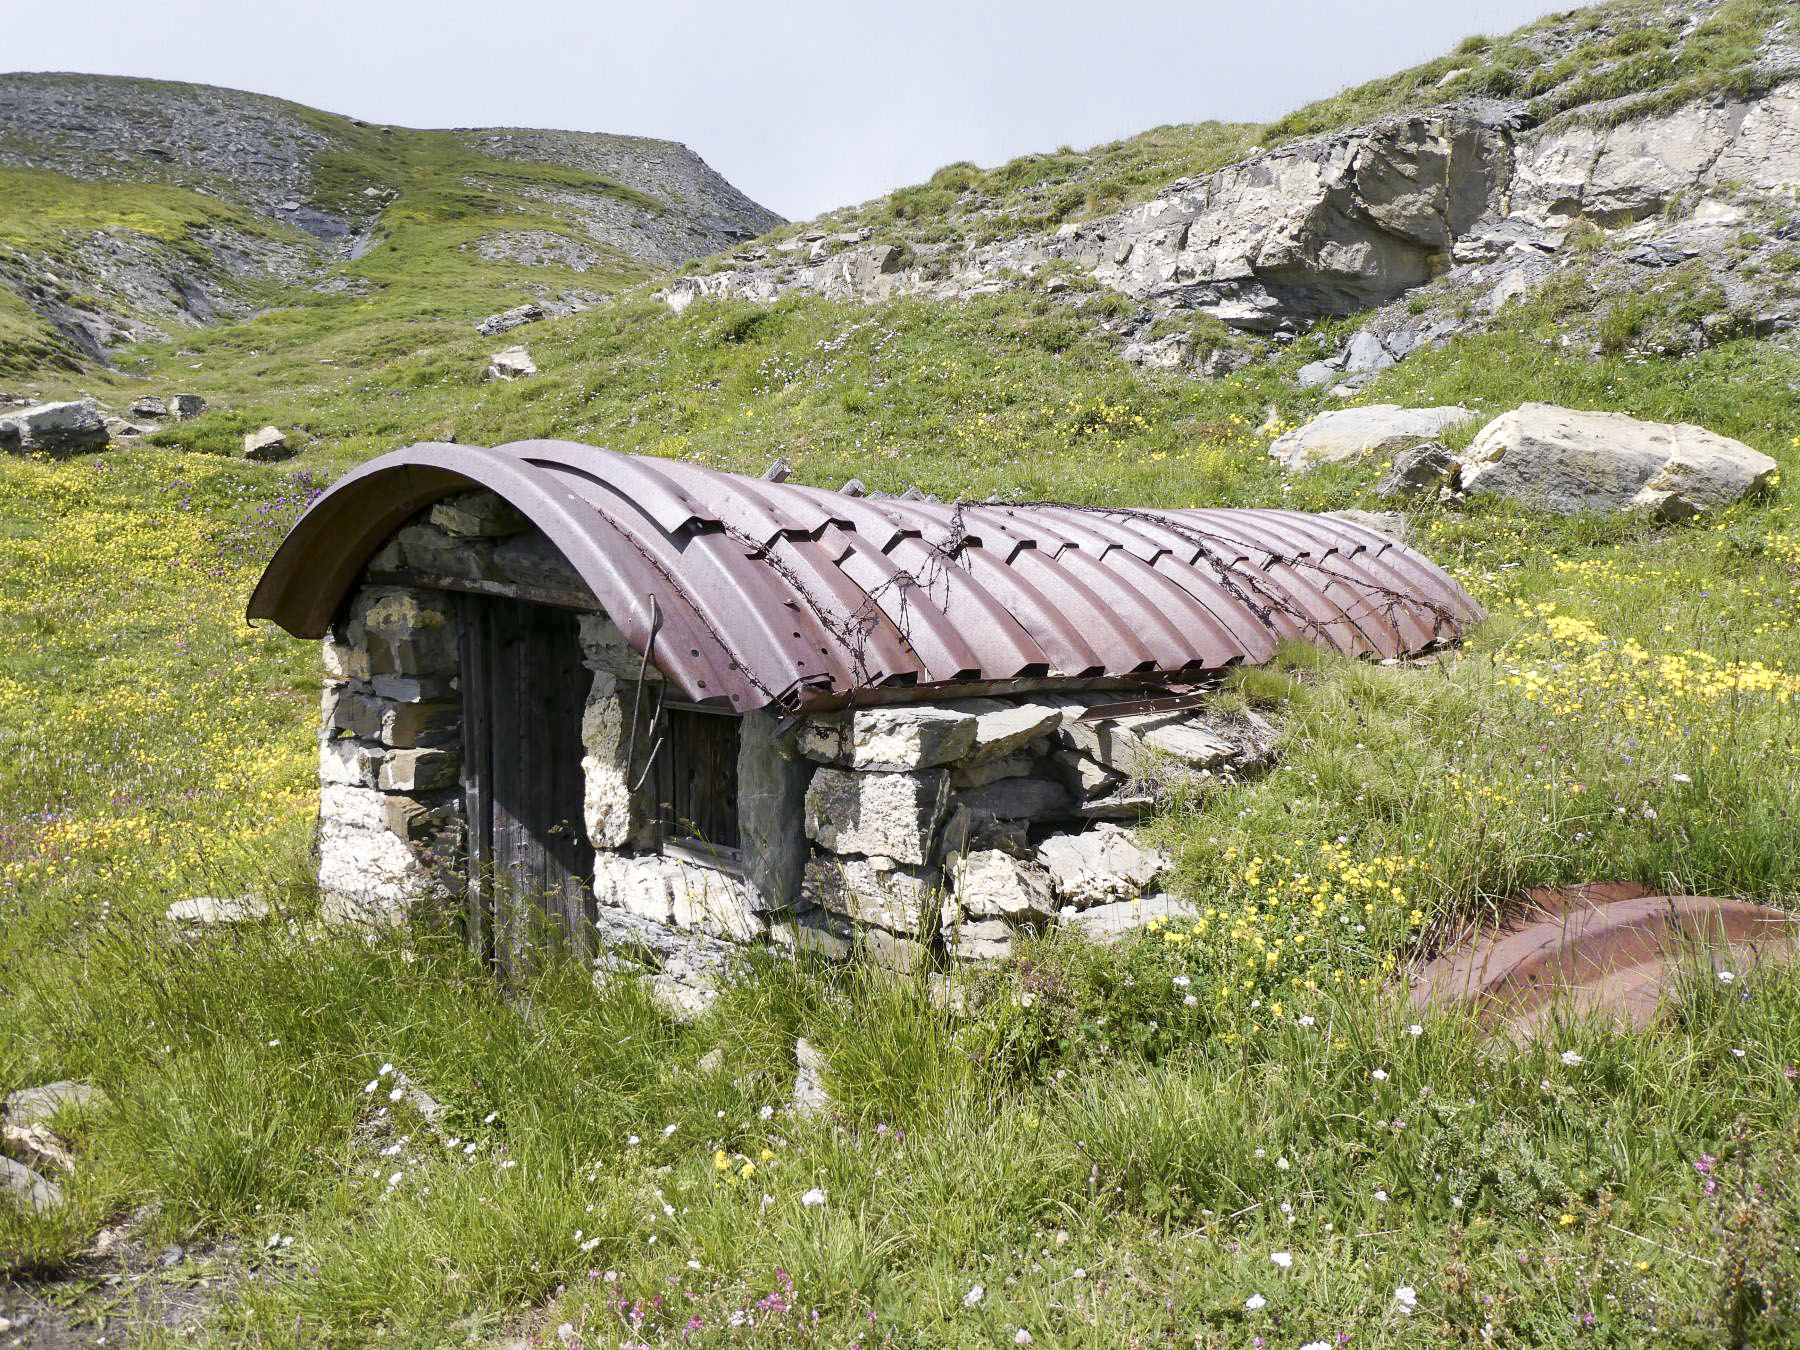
left=458, top=596, right=494, bottom=966
left=665, top=709, right=741, bottom=849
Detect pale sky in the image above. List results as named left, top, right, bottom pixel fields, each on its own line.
left=8, top=1, right=1583, bottom=220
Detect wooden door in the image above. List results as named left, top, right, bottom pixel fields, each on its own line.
left=459, top=597, right=595, bottom=978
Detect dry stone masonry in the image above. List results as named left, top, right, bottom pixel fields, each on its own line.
left=312, top=488, right=1282, bottom=992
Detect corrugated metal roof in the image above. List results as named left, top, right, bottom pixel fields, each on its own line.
left=248, top=439, right=1483, bottom=712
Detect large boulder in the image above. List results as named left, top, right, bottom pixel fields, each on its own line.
left=1269, top=404, right=1473, bottom=472
left=0, top=400, right=109, bottom=457
left=1457, top=404, right=1778, bottom=519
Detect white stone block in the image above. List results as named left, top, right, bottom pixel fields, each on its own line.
left=953, top=849, right=1057, bottom=920
left=1036, top=824, right=1170, bottom=909
left=798, top=705, right=977, bottom=770
left=804, top=768, right=947, bottom=865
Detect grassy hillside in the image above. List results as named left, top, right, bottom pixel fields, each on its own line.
left=5, top=0, right=1800, bottom=1343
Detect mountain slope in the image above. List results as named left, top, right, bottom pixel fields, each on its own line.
left=0, top=73, right=781, bottom=372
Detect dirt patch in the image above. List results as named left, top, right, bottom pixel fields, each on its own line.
left=1, top=1210, right=243, bottom=1347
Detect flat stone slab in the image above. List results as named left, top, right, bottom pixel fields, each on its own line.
left=1269, top=404, right=1473, bottom=472
left=1060, top=893, right=1200, bottom=943
left=165, top=896, right=270, bottom=924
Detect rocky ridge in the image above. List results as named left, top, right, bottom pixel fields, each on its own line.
left=668, top=3, right=1800, bottom=381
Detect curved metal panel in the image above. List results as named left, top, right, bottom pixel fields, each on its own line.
left=248, top=440, right=1485, bottom=711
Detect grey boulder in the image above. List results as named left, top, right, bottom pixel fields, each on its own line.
left=1376, top=440, right=1458, bottom=498
left=1457, top=403, right=1778, bottom=519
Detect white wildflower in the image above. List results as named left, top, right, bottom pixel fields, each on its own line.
left=1270, top=1251, right=1293, bottom=1269
left=663, top=1123, right=678, bottom=1137
left=388, top=1086, right=404, bottom=1102
left=1672, top=772, right=1692, bottom=784
left=379, top=1063, right=394, bottom=1076
left=1407, top=1024, right=1423, bottom=1037
left=1719, top=970, right=1736, bottom=984
left=1297, top=1015, right=1315, bottom=1027
left=1276, top=1156, right=1290, bottom=1170
left=363, top=1080, right=379, bottom=1094
left=1172, top=975, right=1191, bottom=988
left=1371, top=1068, right=1389, bottom=1081
left=1245, top=1293, right=1266, bottom=1311
left=962, top=1285, right=984, bottom=1308
left=1374, top=1189, right=1389, bottom=1202
left=1395, top=1284, right=1418, bottom=1315
left=759, top=1104, right=775, bottom=1121
left=1560, top=1050, right=1583, bottom=1067
left=801, top=1187, right=826, bottom=1207
left=1014, top=1330, right=1032, bottom=1347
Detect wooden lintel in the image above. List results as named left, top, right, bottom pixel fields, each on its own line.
left=367, top=568, right=598, bottom=612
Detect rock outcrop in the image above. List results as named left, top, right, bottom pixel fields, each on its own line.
left=676, top=59, right=1800, bottom=375
left=0, top=73, right=782, bottom=367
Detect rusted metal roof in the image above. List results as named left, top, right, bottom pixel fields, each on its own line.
left=248, top=440, right=1483, bottom=712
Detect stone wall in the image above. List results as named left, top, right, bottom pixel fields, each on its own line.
left=312, top=489, right=1281, bottom=982
left=583, top=686, right=1279, bottom=976
left=787, top=694, right=1278, bottom=966
left=316, top=583, right=464, bottom=923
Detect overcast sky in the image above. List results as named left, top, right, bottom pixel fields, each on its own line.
left=9, top=1, right=1582, bottom=220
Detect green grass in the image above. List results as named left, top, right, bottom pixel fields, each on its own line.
left=3, top=274, right=1800, bottom=1341
left=1268, top=0, right=1789, bottom=141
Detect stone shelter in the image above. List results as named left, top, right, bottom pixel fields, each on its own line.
left=249, top=440, right=1480, bottom=994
